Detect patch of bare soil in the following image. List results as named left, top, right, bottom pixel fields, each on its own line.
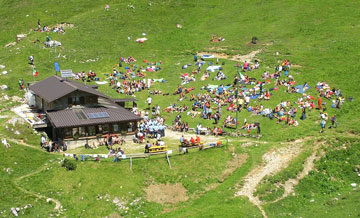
left=58, top=23, right=74, bottom=28
left=206, top=47, right=228, bottom=51
left=230, top=49, right=262, bottom=63
left=197, top=48, right=262, bottom=64
left=205, top=153, right=248, bottom=191
left=221, top=153, right=249, bottom=182
left=108, top=213, right=122, bottom=218
left=292, top=64, right=303, bottom=68
left=271, top=141, right=326, bottom=203
left=234, top=143, right=303, bottom=218
left=145, top=183, right=188, bottom=204
left=273, top=151, right=319, bottom=203
left=197, top=51, right=230, bottom=59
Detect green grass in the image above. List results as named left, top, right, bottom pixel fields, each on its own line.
left=254, top=141, right=315, bottom=202
left=1, top=0, right=360, bottom=217
left=264, top=137, right=360, bottom=217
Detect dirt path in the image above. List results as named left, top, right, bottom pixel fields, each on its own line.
left=271, top=150, right=318, bottom=204
left=1, top=135, right=63, bottom=211
left=3, top=137, right=42, bottom=151
left=198, top=49, right=262, bottom=64
left=270, top=141, right=326, bottom=204
left=198, top=42, right=273, bottom=63
left=234, top=143, right=303, bottom=218
left=13, top=163, right=62, bottom=211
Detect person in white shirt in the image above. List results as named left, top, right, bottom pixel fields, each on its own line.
left=156, top=105, right=160, bottom=115
left=147, top=96, right=152, bottom=109
left=245, top=95, right=250, bottom=106
left=41, top=135, right=47, bottom=148
left=196, top=124, right=202, bottom=135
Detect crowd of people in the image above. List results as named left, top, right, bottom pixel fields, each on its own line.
left=132, top=115, right=166, bottom=144
left=33, top=52, right=345, bottom=158
left=35, top=20, right=66, bottom=34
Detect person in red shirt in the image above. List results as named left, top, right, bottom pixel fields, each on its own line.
left=196, top=135, right=200, bottom=144
left=310, top=102, right=315, bottom=110
left=318, top=96, right=322, bottom=109
left=190, top=137, right=195, bottom=145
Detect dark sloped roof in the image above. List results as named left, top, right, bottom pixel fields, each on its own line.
left=112, top=98, right=137, bottom=102
left=47, top=107, right=142, bottom=128
left=29, top=76, right=109, bottom=102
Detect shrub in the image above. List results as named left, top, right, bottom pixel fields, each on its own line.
left=62, top=159, right=77, bottom=171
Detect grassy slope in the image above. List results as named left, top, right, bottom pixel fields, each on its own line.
left=1, top=0, right=360, bottom=217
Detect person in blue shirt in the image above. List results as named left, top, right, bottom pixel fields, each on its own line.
left=218, top=85, right=223, bottom=95
left=180, top=135, right=185, bottom=145
left=149, top=125, right=154, bottom=138
left=145, top=141, right=151, bottom=153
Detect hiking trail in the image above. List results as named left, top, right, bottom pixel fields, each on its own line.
left=234, top=140, right=305, bottom=218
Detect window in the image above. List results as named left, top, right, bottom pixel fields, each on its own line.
left=73, top=97, right=80, bottom=105
left=87, top=96, right=98, bottom=104
left=102, top=124, right=109, bottom=134
left=127, top=122, right=134, bottom=132
left=46, top=102, right=52, bottom=109
left=88, top=126, right=95, bottom=136
left=113, top=124, right=119, bottom=133
left=119, top=123, right=127, bottom=131
left=64, top=128, right=72, bottom=138
left=96, top=124, right=109, bottom=134
left=68, top=97, right=83, bottom=106
left=79, top=127, right=86, bottom=137
left=72, top=128, right=79, bottom=138
left=80, top=96, right=85, bottom=105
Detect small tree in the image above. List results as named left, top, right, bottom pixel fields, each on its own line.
left=62, top=159, right=77, bottom=171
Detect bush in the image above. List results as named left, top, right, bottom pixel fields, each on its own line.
left=62, top=159, right=77, bottom=171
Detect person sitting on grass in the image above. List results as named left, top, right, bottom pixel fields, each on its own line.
left=2, top=138, right=10, bottom=148
left=173, top=85, right=183, bottom=95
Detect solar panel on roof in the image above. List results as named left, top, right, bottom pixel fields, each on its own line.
left=87, top=112, right=110, bottom=119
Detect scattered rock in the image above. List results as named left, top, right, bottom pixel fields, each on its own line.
left=44, top=41, right=62, bottom=48
left=11, top=96, right=23, bottom=102
left=16, top=34, right=27, bottom=42
left=2, top=71, right=8, bottom=75
left=5, top=42, right=16, bottom=48
left=1, top=85, right=8, bottom=90
left=0, top=65, right=5, bottom=69
left=11, top=208, right=18, bottom=217
left=351, top=183, right=357, bottom=187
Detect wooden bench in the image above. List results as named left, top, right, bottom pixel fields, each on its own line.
left=179, top=141, right=203, bottom=148
left=148, top=145, right=168, bottom=153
